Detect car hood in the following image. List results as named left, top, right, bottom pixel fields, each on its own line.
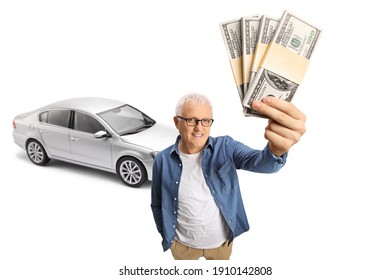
left=120, top=122, right=177, bottom=151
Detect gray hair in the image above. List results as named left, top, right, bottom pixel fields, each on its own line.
left=175, top=93, right=213, bottom=116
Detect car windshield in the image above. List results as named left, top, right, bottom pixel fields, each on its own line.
left=97, top=105, right=155, bottom=136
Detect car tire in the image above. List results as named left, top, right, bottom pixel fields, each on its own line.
left=116, top=156, right=147, bottom=188
left=26, top=139, right=50, bottom=166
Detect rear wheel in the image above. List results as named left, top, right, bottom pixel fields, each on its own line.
left=26, top=139, right=50, bottom=166
left=116, top=157, right=147, bottom=188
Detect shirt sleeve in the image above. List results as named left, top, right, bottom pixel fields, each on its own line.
left=264, top=143, right=287, bottom=170
left=150, top=156, right=163, bottom=236
left=231, top=138, right=288, bottom=173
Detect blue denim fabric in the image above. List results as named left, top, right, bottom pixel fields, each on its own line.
left=151, top=135, right=287, bottom=251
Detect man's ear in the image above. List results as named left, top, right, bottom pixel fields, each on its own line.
left=173, top=116, right=179, bottom=128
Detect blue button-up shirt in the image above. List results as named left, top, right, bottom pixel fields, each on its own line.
left=151, top=135, right=287, bottom=251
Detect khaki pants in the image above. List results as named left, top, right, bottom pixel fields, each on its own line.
left=170, top=240, right=233, bottom=260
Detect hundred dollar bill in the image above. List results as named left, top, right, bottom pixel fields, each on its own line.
left=241, top=15, right=261, bottom=94
left=243, top=10, right=322, bottom=113
left=219, top=18, right=244, bottom=101
left=248, top=16, right=279, bottom=87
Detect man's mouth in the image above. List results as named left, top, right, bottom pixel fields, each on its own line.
left=192, top=133, right=203, bottom=138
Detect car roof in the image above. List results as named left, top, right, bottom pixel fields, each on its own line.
left=44, top=97, right=126, bottom=114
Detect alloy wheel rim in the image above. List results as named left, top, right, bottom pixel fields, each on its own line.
left=120, top=160, right=142, bottom=185
left=28, top=142, right=43, bottom=163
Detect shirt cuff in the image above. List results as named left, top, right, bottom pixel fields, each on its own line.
left=266, top=144, right=288, bottom=164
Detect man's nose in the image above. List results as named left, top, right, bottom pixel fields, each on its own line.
left=193, top=120, right=203, bottom=129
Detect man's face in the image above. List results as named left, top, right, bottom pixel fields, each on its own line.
left=174, top=101, right=212, bottom=154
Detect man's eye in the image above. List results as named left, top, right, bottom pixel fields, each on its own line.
left=188, top=118, right=197, bottom=123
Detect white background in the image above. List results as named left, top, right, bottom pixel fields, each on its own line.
left=1, top=0, right=389, bottom=279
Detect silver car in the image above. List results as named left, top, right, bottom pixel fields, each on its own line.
left=12, top=97, right=177, bottom=187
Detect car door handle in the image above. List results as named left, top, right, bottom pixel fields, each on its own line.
left=40, top=130, right=46, bottom=135
left=70, top=136, right=79, bottom=142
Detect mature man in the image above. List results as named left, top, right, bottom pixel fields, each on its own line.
left=151, top=93, right=306, bottom=260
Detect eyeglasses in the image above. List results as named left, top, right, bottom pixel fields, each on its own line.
left=176, top=116, right=214, bottom=127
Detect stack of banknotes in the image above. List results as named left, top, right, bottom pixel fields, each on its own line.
left=219, top=10, right=322, bottom=117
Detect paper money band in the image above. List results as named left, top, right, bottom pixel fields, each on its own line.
left=229, top=57, right=243, bottom=86
left=262, top=43, right=309, bottom=84
left=250, top=43, right=268, bottom=72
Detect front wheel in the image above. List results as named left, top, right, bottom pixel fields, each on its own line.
left=26, top=139, right=50, bottom=166
left=116, top=157, right=147, bottom=188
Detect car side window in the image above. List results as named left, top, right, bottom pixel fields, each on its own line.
left=39, top=110, right=71, bottom=128
left=39, top=111, right=48, bottom=123
left=73, top=112, right=105, bottom=134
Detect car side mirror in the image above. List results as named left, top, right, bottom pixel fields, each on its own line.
left=93, top=130, right=110, bottom=138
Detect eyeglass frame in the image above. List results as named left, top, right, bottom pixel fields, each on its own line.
left=176, top=115, right=214, bottom=127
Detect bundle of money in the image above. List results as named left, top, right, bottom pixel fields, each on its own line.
left=220, top=10, right=322, bottom=117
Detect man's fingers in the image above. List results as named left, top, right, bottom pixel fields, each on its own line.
left=262, top=97, right=305, bottom=120
left=252, top=98, right=306, bottom=132
left=263, top=128, right=293, bottom=156
left=252, top=97, right=307, bottom=156
left=253, top=97, right=305, bottom=120
left=267, top=120, right=303, bottom=143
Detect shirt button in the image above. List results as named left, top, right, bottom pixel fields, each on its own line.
left=173, top=225, right=175, bottom=228
left=174, top=197, right=177, bottom=200
left=175, top=181, right=178, bottom=184
left=228, top=220, right=232, bottom=223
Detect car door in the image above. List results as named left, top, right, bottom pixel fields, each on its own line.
left=69, top=111, right=112, bottom=169
left=38, top=109, right=71, bottom=159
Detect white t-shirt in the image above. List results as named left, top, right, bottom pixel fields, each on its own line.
left=176, top=150, right=229, bottom=249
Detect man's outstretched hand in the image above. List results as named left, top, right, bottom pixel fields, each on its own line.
left=252, top=97, right=306, bottom=157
